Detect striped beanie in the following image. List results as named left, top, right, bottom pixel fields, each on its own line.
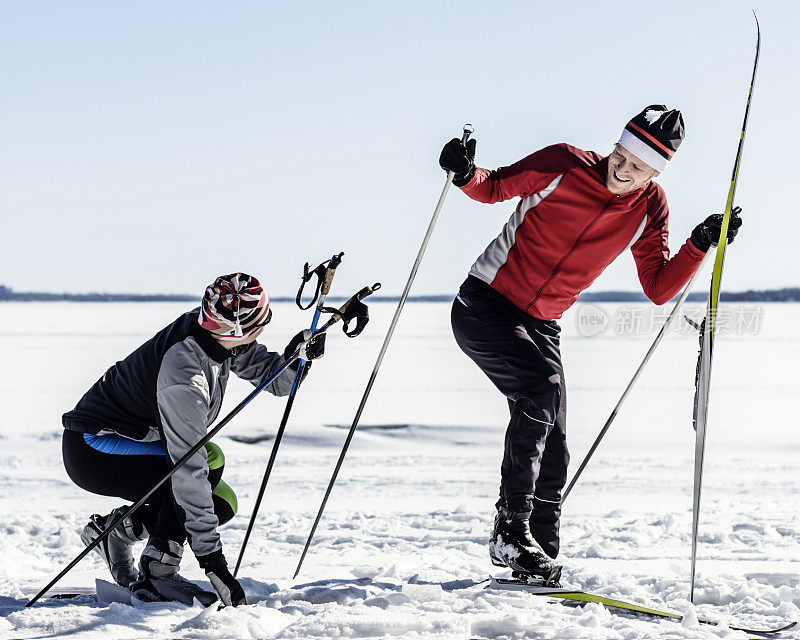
left=618, top=105, right=685, bottom=172
left=199, top=273, right=270, bottom=340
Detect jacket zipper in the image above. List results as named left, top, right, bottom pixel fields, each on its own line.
left=526, top=195, right=618, bottom=313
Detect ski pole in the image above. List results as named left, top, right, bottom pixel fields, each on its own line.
left=560, top=250, right=713, bottom=504
left=233, top=252, right=344, bottom=577
left=27, top=284, right=378, bottom=607
left=292, top=124, right=474, bottom=579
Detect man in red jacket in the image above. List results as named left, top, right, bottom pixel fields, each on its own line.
left=441, top=105, right=742, bottom=582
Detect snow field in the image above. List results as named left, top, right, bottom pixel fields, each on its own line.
left=1, top=301, right=798, bottom=638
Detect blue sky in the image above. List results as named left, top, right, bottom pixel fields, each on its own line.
left=1, top=1, right=796, bottom=297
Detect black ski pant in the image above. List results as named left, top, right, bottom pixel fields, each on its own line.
left=451, top=276, right=568, bottom=558
left=62, top=429, right=235, bottom=546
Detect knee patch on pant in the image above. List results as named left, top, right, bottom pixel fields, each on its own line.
left=514, top=374, right=561, bottom=424
left=204, top=441, right=225, bottom=470
left=205, top=441, right=225, bottom=488
left=212, top=479, right=238, bottom=525
left=512, top=396, right=557, bottom=431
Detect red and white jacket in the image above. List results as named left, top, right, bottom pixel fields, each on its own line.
left=461, top=143, right=705, bottom=321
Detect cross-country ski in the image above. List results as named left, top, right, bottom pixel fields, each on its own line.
left=490, top=578, right=797, bottom=635
left=689, top=10, right=761, bottom=604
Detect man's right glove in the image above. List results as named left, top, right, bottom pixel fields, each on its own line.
left=439, top=137, right=477, bottom=187
left=690, top=206, right=743, bottom=252
left=197, top=549, right=246, bottom=607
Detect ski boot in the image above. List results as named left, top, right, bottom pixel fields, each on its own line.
left=490, top=506, right=562, bottom=587
left=130, top=537, right=218, bottom=606
left=81, top=505, right=148, bottom=588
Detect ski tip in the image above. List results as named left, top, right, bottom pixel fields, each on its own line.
left=753, top=9, right=761, bottom=44
left=730, top=620, right=797, bottom=635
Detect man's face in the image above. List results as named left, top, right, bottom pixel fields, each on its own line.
left=606, top=144, right=659, bottom=195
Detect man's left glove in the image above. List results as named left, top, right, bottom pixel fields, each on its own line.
left=197, top=550, right=246, bottom=607
left=690, top=206, right=743, bottom=252
left=283, top=329, right=326, bottom=366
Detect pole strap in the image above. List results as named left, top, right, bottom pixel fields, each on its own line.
left=318, top=283, right=380, bottom=338
left=296, top=252, right=344, bottom=310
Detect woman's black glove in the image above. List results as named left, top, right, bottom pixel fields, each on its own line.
left=197, top=550, right=246, bottom=607
left=690, top=206, right=743, bottom=252
left=283, top=329, right=326, bottom=366
left=439, top=137, right=477, bottom=186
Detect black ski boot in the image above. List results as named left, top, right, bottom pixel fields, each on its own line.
left=81, top=505, right=148, bottom=588
left=130, top=537, right=218, bottom=606
left=490, top=506, right=562, bottom=586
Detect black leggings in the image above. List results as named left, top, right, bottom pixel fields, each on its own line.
left=62, top=429, right=235, bottom=544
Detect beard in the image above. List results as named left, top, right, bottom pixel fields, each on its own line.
left=606, top=165, right=650, bottom=195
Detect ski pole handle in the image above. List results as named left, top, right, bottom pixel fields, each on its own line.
left=461, top=123, right=474, bottom=146
left=317, top=283, right=381, bottom=333
left=320, top=252, right=344, bottom=298
left=297, top=252, right=345, bottom=310
left=298, top=252, right=344, bottom=367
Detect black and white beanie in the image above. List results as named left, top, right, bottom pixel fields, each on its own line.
left=618, top=105, right=685, bottom=172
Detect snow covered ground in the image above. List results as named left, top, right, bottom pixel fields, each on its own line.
left=1, top=300, right=798, bottom=639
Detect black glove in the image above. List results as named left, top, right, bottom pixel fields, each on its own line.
left=690, top=206, right=743, bottom=252
left=283, top=329, right=326, bottom=365
left=197, top=550, right=246, bottom=607
left=439, top=137, right=477, bottom=187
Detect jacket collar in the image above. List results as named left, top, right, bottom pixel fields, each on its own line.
left=192, top=323, right=234, bottom=363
